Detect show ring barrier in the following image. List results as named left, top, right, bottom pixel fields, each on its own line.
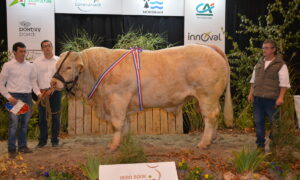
left=67, top=97, right=183, bottom=135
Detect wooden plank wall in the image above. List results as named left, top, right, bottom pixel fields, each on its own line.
left=67, top=98, right=183, bottom=135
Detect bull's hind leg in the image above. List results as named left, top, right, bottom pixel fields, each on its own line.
left=196, top=95, right=220, bottom=149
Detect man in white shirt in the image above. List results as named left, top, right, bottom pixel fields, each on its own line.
left=247, top=39, right=290, bottom=151
left=34, top=40, right=62, bottom=148
left=0, top=42, right=41, bottom=158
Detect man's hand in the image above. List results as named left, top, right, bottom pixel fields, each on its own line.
left=8, top=97, right=17, bottom=105
left=45, top=88, right=55, bottom=96
left=276, top=97, right=284, bottom=106
left=247, top=94, right=254, bottom=103
left=37, top=94, right=43, bottom=102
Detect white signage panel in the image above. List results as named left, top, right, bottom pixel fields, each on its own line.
left=7, top=0, right=55, bottom=59
left=122, top=0, right=184, bottom=16
left=55, top=0, right=122, bottom=14
left=100, top=162, right=179, bottom=180
left=184, top=0, right=226, bottom=51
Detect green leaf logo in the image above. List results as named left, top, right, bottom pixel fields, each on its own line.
left=9, top=0, right=26, bottom=7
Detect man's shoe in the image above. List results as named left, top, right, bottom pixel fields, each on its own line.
left=18, top=146, right=33, bottom=153
left=52, top=143, right=59, bottom=148
left=36, top=143, right=46, bottom=148
left=8, top=150, right=17, bottom=159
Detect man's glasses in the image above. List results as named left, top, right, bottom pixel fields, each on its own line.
left=42, top=45, right=52, bottom=48
left=262, top=47, right=274, bottom=50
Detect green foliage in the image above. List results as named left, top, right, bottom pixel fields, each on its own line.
left=80, top=134, right=146, bottom=179
left=178, top=159, right=189, bottom=171
left=113, top=28, right=171, bottom=50
left=183, top=167, right=205, bottom=180
left=114, top=133, right=147, bottom=164
left=183, top=99, right=204, bottom=132
left=27, top=105, right=40, bottom=139
left=268, top=161, right=291, bottom=178
left=227, top=0, right=300, bottom=128
left=293, top=173, right=300, bottom=180
left=0, top=109, right=8, bottom=140
left=80, top=156, right=101, bottom=180
left=0, top=40, right=9, bottom=109
left=60, top=93, right=69, bottom=133
left=232, top=147, right=267, bottom=173
left=235, top=104, right=254, bottom=129
left=177, top=160, right=213, bottom=180
left=0, top=40, right=9, bottom=140
left=271, top=90, right=300, bottom=161
left=60, top=29, right=103, bottom=52
left=44, top=170, right=74, bottom=180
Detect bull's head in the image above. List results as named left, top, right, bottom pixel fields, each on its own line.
left=51, top=51, right=84, bottom=95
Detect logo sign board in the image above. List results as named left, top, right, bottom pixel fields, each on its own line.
left=7, top=0, right=55, bottom=59
left=184, top=0, right=226, bottom=51
left=99, top=162, right=178, bottom=180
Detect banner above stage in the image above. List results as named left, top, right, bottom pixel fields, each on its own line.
left=122, top=0, right=184, bottom=16
left=184, top=0, right=226, bottom=51
left=6, top=0, right=55, bottom=60
left=55, top=0, right=184, bottom=16
left=55, top=0, right=122, bottom=14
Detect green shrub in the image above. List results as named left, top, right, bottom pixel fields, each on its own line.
left=271, top=90, right=300, bottom=161
left=182, top=99, right=204, bottom=132
left=60, top=93, right=68, bottom=133
left=269, top=161, right=291, bottom=178
left=44, top=170, right=74, bottom=180
left=60, top=29, right=103, bottom=53
left=113, top=28, right=171, bottom=50
left=115, top=133, right=147, bottom=164
left=232, top=147, right=267, bottom=173
left=81, top=156, right=101, bottom=180
left=226, top=0, right=300, bottom=128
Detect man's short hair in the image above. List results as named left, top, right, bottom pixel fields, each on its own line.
left=12, top=42, right=26, bottom=52
left=41, top=40, right=52, bottom=48
left=263, top=39, right=277, bottom=54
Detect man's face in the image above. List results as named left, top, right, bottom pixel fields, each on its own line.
left=262, top=43, right=276, bottom=57
left=41, top=41, right=53, bottom=54
left=13, top=47, right=26, bottom=61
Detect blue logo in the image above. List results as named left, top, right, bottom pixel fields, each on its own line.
left=144, top=0, right=163, bottom=10
left=196, top=3, right=214, bottom=16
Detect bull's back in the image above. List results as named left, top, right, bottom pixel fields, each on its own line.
left=132, top=45, right=229, bottom=107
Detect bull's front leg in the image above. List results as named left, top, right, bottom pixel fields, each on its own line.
left=105, top=93, right=130, bottom=151
left=109, top=118, right=125, bottom=151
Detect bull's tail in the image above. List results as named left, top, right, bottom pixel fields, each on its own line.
left=205, top=44, right=234, bottom=127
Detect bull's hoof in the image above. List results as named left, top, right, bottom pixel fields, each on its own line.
left=197, top=143, right=209, bottom=149
left=107, top=143, right=119, bottom=152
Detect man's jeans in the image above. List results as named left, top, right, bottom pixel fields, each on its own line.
left=253, top=96, right=279, bottom=147
left=38, top=90, right=62, bottom=145
left=8, top=93, right=32, bottom=152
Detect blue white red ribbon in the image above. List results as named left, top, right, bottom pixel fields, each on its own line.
left=88, top=48, right=144, bottom=111
left=131, top=48, right=143, bottom=111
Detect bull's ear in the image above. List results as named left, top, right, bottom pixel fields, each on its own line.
left=74, top=52, right=84, bottom=73
left=76, top=63, right=84, bottom=73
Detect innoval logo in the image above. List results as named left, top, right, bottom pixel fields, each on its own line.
left=10, top=0, right=26, bottom=7
left=196, top=3, right=215, bottom=16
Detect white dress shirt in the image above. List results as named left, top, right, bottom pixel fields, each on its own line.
left=0, top=59, right=41, bottom=99
left=33, top=55, right=58, bottom=89
left=250, top=60, right=291, bottom=88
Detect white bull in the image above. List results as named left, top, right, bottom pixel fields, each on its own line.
left=51, top=44, right=233, bottom=150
